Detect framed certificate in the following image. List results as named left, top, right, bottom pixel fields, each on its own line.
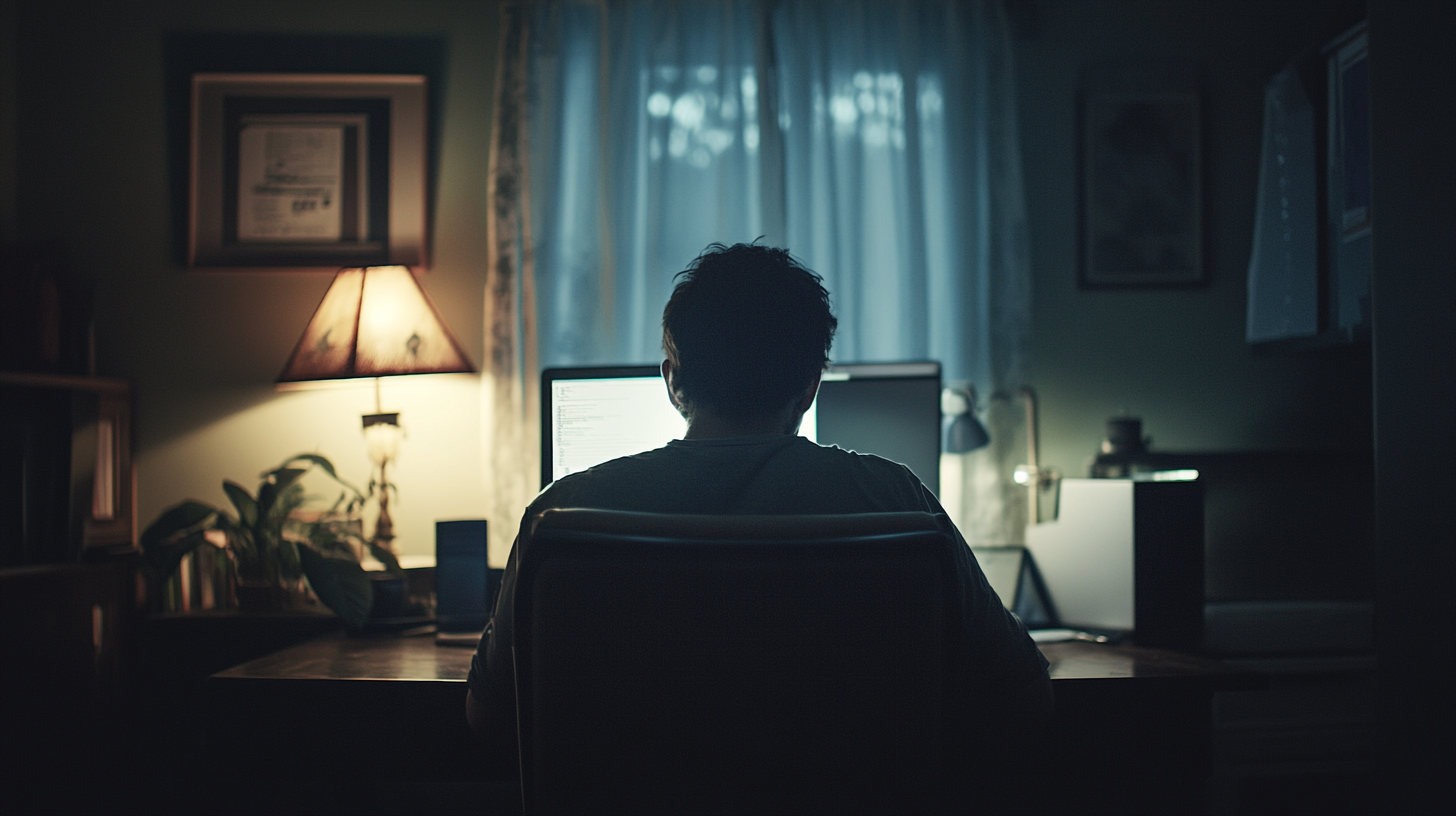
left=189, top=74, right=427, bottom=270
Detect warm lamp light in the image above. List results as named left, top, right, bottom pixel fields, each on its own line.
left=277, top=266, right=474, bottom=382
left=278, top=266, right=476, bottom=557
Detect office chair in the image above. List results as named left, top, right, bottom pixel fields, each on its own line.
left=512, top=508, right=963, bottom=815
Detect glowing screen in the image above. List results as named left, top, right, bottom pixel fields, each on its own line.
left=550, top=376, right=688, bottom=482
left=541, top=363, right=938, bottom=491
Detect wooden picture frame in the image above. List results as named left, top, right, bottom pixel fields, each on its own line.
left=189, top=73, right=427, bottom=270
left=1080, top=92, right=1203, bottom=287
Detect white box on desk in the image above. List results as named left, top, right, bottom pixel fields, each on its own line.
left=1026, top=478, right=1204, bottom=649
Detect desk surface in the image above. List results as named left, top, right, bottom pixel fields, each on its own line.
left=212, top=632, right=1256, bottom=688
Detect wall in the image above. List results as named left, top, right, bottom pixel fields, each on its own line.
left=1016, top=1, right=1372, bottom=599
left=8, top=0, right=1380, bottom=584
left=0, top=0, right=15, bottom=241
left=12, top=1, right=501, bottom=563
left=1367, top=1, right=1455, bottom=811
left=1018, top=0, right=1368, bottom=471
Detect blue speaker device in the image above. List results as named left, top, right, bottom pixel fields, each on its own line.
left=435, top=519, right=497, bottom=646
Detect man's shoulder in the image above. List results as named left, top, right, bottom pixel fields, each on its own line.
left=528, top=434, right=931, bottom=516
left=531, top=444, right=685, bottom=510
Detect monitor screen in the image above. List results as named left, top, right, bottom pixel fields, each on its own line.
left=815, top=362, right=942, bottom=494
left=541, top=362, right=942, bottom=493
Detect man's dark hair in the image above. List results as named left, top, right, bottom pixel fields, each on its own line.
left=662, top=242, right=837, bottom=420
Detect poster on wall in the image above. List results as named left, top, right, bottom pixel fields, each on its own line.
left=1080, top=92, right=1203, bottom=287
left=189, top=73, right=426, bottom=270
left=1245, top=65, right=1319, bottom=344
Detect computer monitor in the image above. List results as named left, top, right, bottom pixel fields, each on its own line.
left=541, top=362, right=942, bottom=493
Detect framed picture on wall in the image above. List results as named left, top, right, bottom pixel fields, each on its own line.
left=1324, top=23, right=1373, bottom=337
left=1080, top=92, right=1203, bottom=287
left=189, top=73, right=427, bottom=270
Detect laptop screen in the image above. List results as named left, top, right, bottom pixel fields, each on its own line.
left=540, top=362, right=941, bottom=493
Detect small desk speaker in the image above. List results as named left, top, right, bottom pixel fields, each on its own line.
left=435, top=520, right=495, bottom=637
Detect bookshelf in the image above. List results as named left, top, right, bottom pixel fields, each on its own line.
left=1, top=370, right=136, bottom=564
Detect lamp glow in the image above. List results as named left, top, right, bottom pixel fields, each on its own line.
left=278, top=266, right=476, bottom=557
left=277, top=266, right=474, bottom=383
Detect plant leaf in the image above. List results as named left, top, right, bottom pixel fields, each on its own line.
left=298, top=544, right=373, bottom=629
left=283, top=453, right=365, bottom=498
left=365, top=539, right=404, bottom=576
left=267, top=482, right=307, bottom=527
left=256, top=467, right=307, bottom=520
left=276, top=538, right=303, bottom=580
left=144, top=530, right=212, bottom=582
left=230, top=530, right=258, bottom=569
left=140, top=501, right=215, bottom=549
left=309, top=522, right=355, bottom=557
left=140, top=502, right=219, bottom=572
left=221, top=481, right=258, bottom=529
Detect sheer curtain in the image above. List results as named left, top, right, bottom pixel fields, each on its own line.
left=488, top=0, right=1032, bottom=548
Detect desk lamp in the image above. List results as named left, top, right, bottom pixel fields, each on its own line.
left=277, top=265, right=475, bottom=558
left=945, top=385, right=1059, bottom=524
left=942, top=385, right=991, bottom=454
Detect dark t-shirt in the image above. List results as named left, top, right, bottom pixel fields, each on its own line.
left=468, top=433, right=1048, bottom=758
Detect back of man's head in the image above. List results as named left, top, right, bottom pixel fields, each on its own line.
left=662, top=243, right=837, bottom=422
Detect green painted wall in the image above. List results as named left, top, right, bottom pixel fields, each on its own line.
left=1017, top=0, right=1370, bottom=476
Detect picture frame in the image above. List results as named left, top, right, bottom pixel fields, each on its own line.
left=1330, top=29, right=1371, bottom=242
left=1324, top=24, right=1373, bottom=336
left=189, top=73, right=427, bottom=270
left=1080, top=92, right=1203, bottom=287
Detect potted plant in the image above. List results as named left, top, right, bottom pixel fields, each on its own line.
left=140, top=454, right=401, bottom=629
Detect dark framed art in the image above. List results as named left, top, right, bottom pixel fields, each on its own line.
left=1080, top=92, right=1203, bottom=287
left=1324, top=24, right=1372, bottom=336
left=189, top=73, right=427, bottom=270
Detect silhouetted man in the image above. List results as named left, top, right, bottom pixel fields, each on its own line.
left=468, top=242, right=1051, bottom=796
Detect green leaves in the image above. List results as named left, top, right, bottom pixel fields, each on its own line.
left=365, top=538, right=404, bottom=576
left=281, top=453, right=365, bottom=499
left=222, top=481, right=257, bottom=528
left=276, top=538, right=304, bottom=581
left=298, top=544, right=373, bottom=630
left=257, top=467, right=307, bottom=522
left=141, top=452, right=385, bottom=628
left=140, top=501, right=219, bottom=579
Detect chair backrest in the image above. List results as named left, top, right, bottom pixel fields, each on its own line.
left=513, top=508, right=961, bottom=815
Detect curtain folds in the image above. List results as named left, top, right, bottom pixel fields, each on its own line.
left=482, top=3, right=541, bottom=565
left=491, top=0, right=1033, bottom=544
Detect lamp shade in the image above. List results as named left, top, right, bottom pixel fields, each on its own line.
left=945, top=413, right=991, bottom=454
left=277, top=266, right=476, bottom=382
left=941, top=386, right=991, bottom=454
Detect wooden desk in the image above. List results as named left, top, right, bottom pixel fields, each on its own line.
left=1042, top=639, right=1260, bottom=686
left=210, top=632, right=1255, bottom=687
left=206, top=635, right=1256, bottom=814
left=1041, top=642, right=1260, bottom=814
